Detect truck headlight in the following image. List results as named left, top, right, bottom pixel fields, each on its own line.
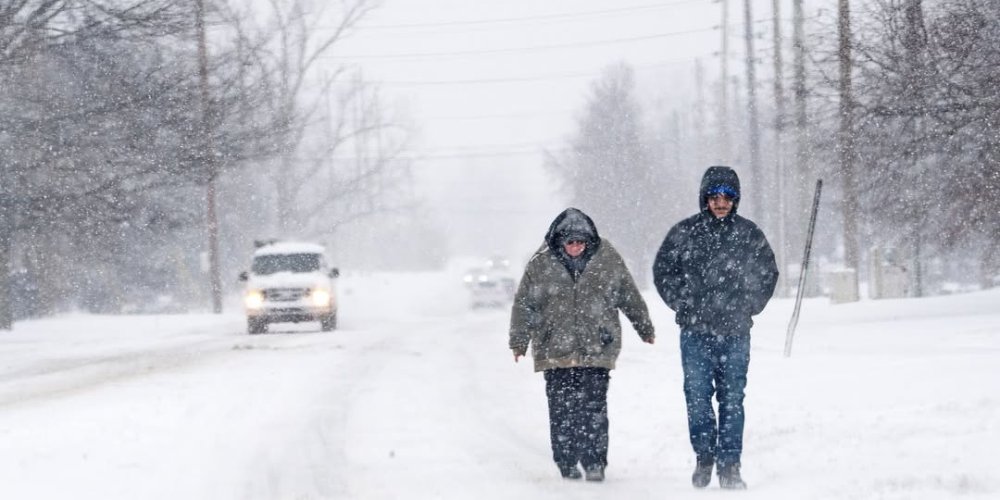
left=245, top=290, right=264, bottom=309
left=311, top=289, right=331, bottom=306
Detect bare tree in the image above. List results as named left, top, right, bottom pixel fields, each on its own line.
left=0, top=0, right=196, bottom=328
left=249, top=0, right=377, bottom=233
left=0, top=1, right=293, bottom=320
left=228, top=0, right=417, bottom=247
left=297, top=76, right=415, bottom=239
left=0, top=0, right=192, bottom=65
left=806, top=0, right=1000, bottom=290
left=547, top=62, right=664, bottom=286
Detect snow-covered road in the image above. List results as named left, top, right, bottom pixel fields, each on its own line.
left=1, top=272, right=998, bottom=499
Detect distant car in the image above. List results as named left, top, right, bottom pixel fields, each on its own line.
left=464, top=266, right=516, bottom=309
left=238, top=241, right=339, bottom=334
left=119, top=294, right=186, bottom=315
left=484, top=256, right=512, bottom=272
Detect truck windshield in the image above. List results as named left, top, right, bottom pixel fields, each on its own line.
left=251, top=253, right=321, bottom=275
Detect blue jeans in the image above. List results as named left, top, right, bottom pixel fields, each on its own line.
left=680, top=330, right=751, bottom=467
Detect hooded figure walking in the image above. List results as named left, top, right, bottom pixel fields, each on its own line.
left=652, top=166, right=778, bottom=489
left=509, top=208, right=655, bottom=482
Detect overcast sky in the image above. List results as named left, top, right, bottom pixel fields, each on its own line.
left=322, top=0, right=819, bottom=261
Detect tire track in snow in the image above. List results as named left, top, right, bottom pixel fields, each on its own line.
left=0, top=325, right=345, bottom=409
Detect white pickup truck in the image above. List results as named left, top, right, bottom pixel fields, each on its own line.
left=238, top=241, right=339, bottom=334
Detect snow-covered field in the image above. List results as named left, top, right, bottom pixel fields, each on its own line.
left=1, top=271, right=997, bottom=499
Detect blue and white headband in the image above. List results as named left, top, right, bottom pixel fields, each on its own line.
left=706, top=185, right=739, bottom=200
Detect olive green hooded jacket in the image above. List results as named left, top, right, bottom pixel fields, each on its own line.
left=509, top=208, right=655, bottom=372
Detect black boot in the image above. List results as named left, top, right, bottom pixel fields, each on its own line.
left=584, top=465, right=605, bottom=482
left=558, top=464, right=582, bottom=480
left=692, top=455, right=714, bottom=488
left=718, top=463, right=747, bottom=490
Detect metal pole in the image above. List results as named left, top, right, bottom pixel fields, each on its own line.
left=196, top=0, right=222, bottom=313
left=785, top=179, right=823, bottom=357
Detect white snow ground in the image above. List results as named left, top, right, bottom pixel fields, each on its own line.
left=0, top=271, right=998, bottom=500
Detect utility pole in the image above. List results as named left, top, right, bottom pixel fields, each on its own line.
left=903, top=0, right=926, bottom=297
left=838, top=0, right=860, bottom=295
left=196, top=0, right=222, bottom=313
left=671, top=110, right=683, bottom=170
left=772, top=0, right=787, bottom=295
left=719, top=0, right=731, bottom=163
left=792, top=0, right=811, bottom=295
left=694, top=59, right=706, bottom=168
left=732, top=75, right=742, bottom=147
left=0, top=157, right=11, bottom=330
left=743, top=0, right=763, bottom=221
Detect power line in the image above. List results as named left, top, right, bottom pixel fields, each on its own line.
left=294, top=147, right=567, bottom=162
left=426, top=109, right=574, bottom=121
left=311, top=57, right=708, bottom=88
left=348, top=0, right=704, bottom=30
left=374, top=57, right=708, bottom=86
left=420, top=140, right=562, bottom=152
left=321, top=27, right=718, bottom=61
left=410, top=149, right=565, bottom=160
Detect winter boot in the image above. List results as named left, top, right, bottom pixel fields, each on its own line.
left=718, top=463, right=747, bottom=490
left=692, top=455, right=714, bottom=488
left=584, top=465, right=605, bottom=482
left=558, top=464, right=582, bottom=480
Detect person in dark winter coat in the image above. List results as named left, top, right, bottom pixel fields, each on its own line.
left=510, top=208, right=655, bottom=482
left=652, top=166, right=778, bottom=490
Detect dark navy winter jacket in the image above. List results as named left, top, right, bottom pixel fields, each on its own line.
left=652, top=166, right=779, bottom=335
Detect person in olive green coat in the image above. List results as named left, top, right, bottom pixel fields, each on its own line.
left=509, top=208, right=655, bottom=482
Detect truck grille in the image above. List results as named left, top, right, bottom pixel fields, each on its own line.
left=264, top=288, right=309, bottom=302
